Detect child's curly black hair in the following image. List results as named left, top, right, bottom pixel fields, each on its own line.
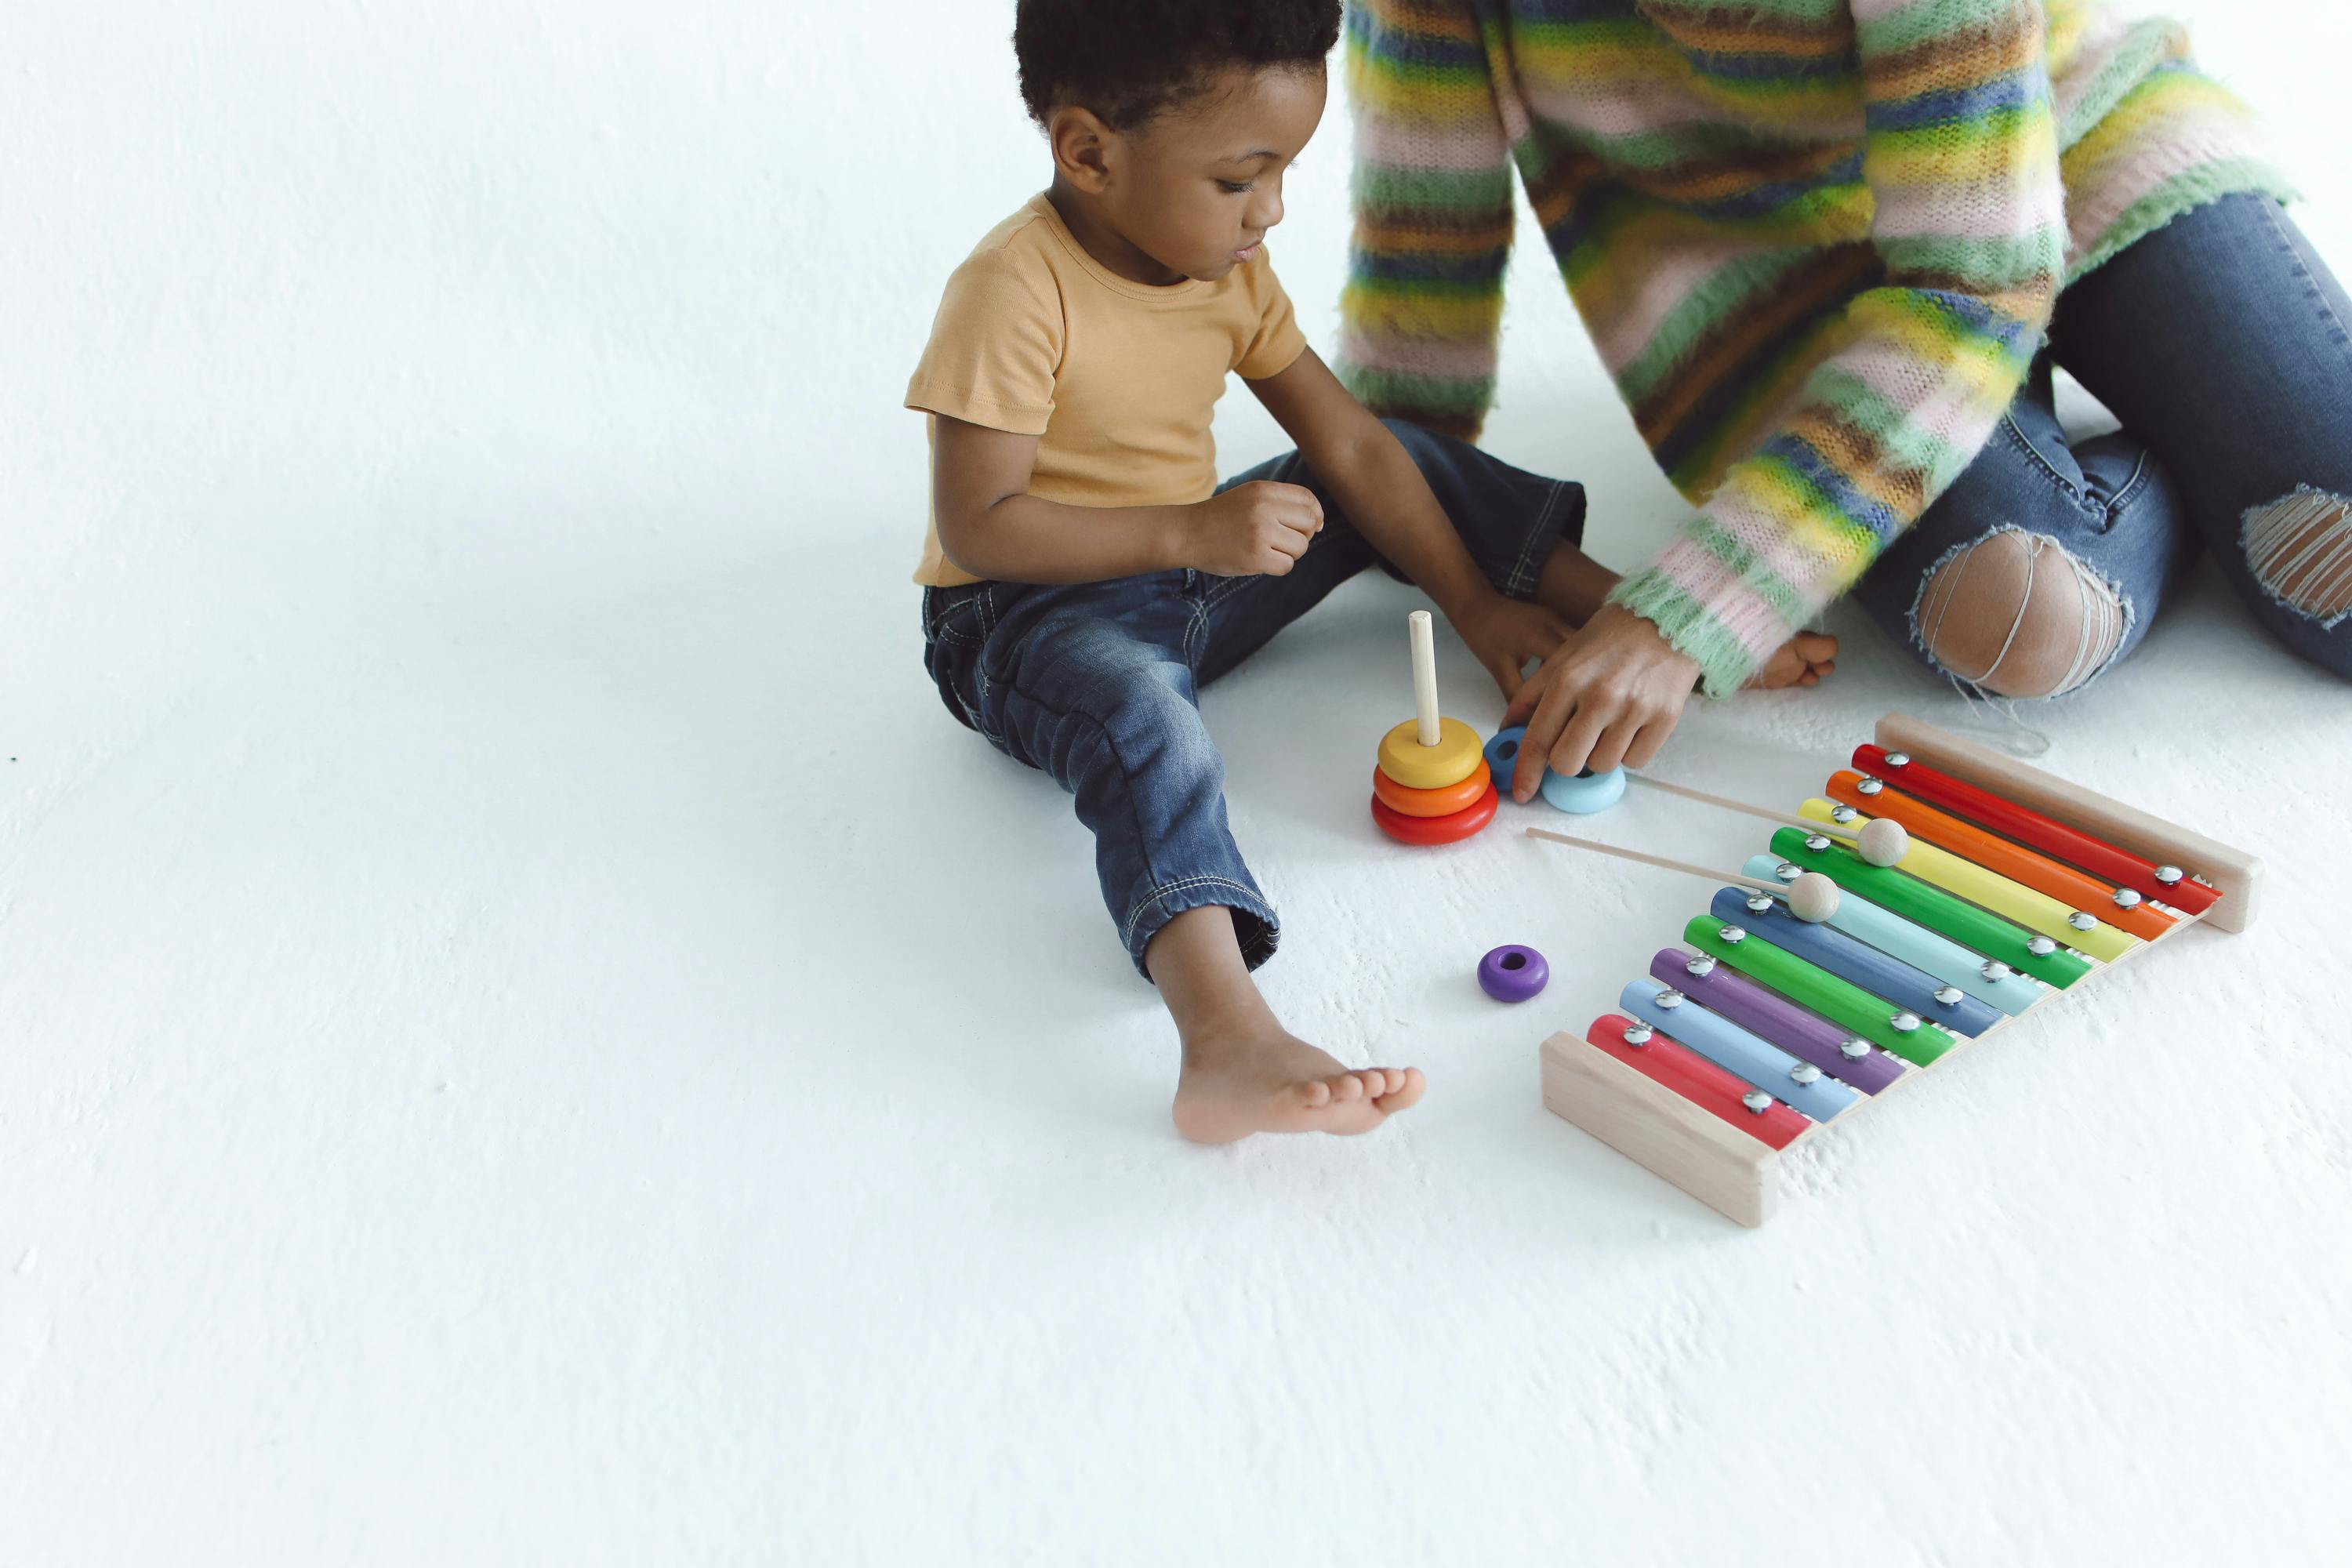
left=1014, top=0, right=1344, bottom=131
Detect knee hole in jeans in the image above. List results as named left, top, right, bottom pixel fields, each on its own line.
left=2242, top=488, right=2352, bottom=629
left=1911, top=527, right=2130, bottom=699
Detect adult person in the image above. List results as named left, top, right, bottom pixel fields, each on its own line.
left=1341, top=0, right=2350, bottom=796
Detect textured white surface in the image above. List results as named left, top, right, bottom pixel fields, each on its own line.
left=6, top=2, right=2352, bottom=1563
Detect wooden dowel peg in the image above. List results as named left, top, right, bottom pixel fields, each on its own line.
left=1408, top=609, right=1440, bottom=747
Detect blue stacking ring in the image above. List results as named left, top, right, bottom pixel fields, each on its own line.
left=1485, top=724, right=1627, bottom=812
left=1483, top=727, right=1531, bottom=788
left=1540, top=765, right=1626, bottom=814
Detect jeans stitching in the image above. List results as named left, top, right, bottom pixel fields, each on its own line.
left=2099, top=447, right=2154, bottom=533
left=1997, top=412, right=2093, bottom=516
left=1504, top=480, right=1570, bottom=597
left=1121, top=874, right=1274, bottom=949
left=1185, top=572, right=1259, bottom=667
left=2261, top=196, right=2352, bottom=354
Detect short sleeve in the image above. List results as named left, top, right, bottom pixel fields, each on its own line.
left=904, top=242, right=1065, bottom=436
left=1234, top=253, right=1308, bottom=380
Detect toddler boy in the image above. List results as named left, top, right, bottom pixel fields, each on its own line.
left=909, top=0, right=1816, bottom=1142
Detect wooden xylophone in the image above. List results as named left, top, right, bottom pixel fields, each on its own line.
left=1538, top=713, right=2263, bottom=1226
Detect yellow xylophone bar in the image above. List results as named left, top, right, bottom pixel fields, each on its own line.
left=1797, top=797, right=2139, bottom=963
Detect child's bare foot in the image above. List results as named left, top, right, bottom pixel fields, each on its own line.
left=1172, top=1018, right=1424, bottom=1144
left=1748, top=630, right=1838, bottom=690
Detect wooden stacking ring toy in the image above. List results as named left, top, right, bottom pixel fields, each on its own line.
left=1531, top=713, right=2261, bottom=1227
left=1479, top=944, right=1549, bottom=1003
left=1372, top=758, right=1492, bottom=818
left=1370, top=612, right=1497, bottom=845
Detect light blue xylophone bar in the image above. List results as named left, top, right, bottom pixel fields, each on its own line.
left=1619, top=977, right=1860, bottom=1122
left=1740, top=852, right=2046, bottom=1015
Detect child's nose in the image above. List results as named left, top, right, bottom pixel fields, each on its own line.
left=1250, top=186, right=1283, bottom=232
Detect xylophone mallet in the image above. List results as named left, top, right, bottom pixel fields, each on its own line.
left=1526, top=826, right=1842, bottom=921
left=1626, top=774, right=1911, bottom=867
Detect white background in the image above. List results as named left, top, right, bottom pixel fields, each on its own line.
left=5, top=2, right=2351, bottom=1563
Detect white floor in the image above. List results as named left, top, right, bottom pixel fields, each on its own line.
left=8, top=3, right=2352, bottom=1564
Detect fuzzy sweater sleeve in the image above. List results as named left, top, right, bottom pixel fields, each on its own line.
left=1612, top=0, right=2068, bottom=695
left=1335, top=0, right=1517, bottom=441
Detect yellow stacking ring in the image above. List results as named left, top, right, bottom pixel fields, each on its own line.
left=1377, top=716, right=1483, bottom=791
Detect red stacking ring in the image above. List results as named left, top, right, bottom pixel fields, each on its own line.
left=1371, top=782, right=1498, bottom=845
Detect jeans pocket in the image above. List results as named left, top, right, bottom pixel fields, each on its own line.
left=923, top=582, right=996, bottom=650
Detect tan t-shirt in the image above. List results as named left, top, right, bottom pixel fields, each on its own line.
left=904, top=193, right=1309, bottom=586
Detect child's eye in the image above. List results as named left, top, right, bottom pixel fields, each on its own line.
left=1218, top=180, right=1253, bottom=194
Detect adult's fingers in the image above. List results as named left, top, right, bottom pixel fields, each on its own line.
left=1621, top=703, right=1682, bottom=770
left=1512, top=681, right=1577, bottom=803
left=1548, top=694, right=1613, bottom=779
left=1585, top=711, right=1646, bottom=776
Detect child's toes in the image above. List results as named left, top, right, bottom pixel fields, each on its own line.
left=1374, top=1067, right=1426, bottom=1112
left=1294, top=1077, right=1333, bottom=1109
left=1326, top=1072, right=1367, bottom=1104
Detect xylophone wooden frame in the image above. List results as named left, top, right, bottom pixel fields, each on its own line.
left=1537, top=711, right=2264, bottom=1227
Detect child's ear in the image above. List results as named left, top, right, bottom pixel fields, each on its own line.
left=1047, top=107, right=1115, bottom=194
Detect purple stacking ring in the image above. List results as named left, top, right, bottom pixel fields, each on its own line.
left=1478, top=945, right=1549, bottom=1003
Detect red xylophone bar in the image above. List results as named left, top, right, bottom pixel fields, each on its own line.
left=1582, top=1015, right=1810, bottom=1150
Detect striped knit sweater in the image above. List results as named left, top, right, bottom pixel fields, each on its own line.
left=1340, top=0, right=2291, bottom=694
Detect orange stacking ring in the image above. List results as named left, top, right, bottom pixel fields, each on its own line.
left=1372, top=758, right=1492, bottom=818
left=1371, top=782, right=1498, bottom=845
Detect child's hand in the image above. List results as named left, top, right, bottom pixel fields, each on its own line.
left=1450, top=592, right=1573, bottom=702
left=1188, top=481, right=1323, bottom=577
left=1747, top=630, right=1839, bottom=688
left=1497, top=604, right=1700, bottom=802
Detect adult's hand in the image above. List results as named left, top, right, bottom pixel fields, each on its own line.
left=1499, top=604, right=1700, bottom=802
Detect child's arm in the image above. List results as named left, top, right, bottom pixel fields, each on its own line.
left=1244, top=347, right=1575, bottom=698
left=931, top=413, right=1323, bottom=586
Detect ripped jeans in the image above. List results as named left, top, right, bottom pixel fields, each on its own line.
left=1853, top=193, right=2352, bottom=694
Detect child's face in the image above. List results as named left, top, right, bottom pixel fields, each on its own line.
left=1101, top=65, right=1327, bottom=283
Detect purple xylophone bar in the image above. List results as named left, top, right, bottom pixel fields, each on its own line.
left=1649, top=947, right=1907, bottom=1095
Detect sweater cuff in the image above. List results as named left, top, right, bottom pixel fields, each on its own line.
left=1606, top=555, right=1795, bottom=700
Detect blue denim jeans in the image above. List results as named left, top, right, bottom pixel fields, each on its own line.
left=1853, top=193, right=2352, bottom=687
left=919, top=419, right=1584, bottom=978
